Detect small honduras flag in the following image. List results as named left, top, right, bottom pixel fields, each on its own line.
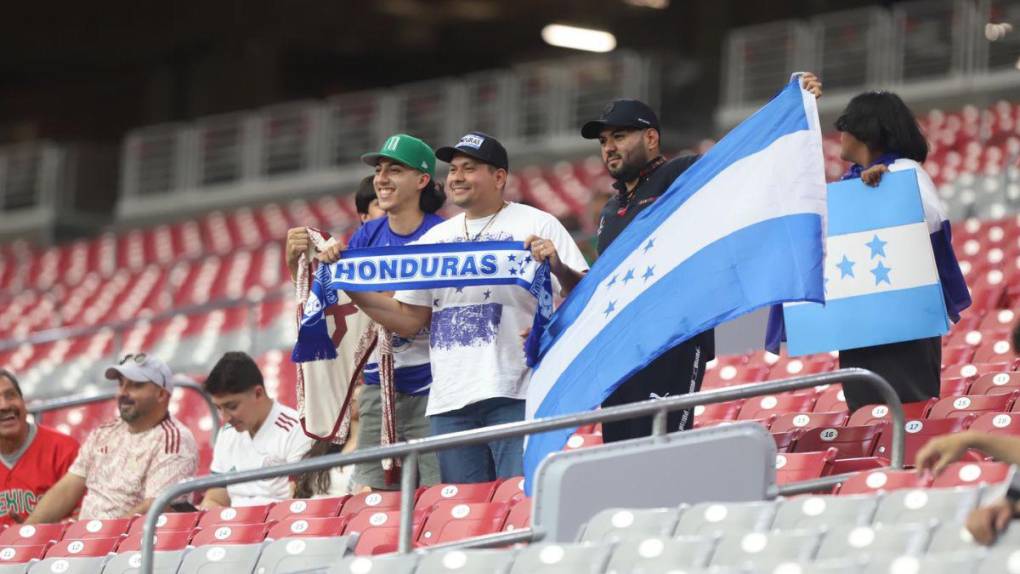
left=522, top=76, right=828, bottom=492
left=783, top=170, right=951, bottom=356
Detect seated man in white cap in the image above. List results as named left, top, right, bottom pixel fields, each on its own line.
left=26, top=353, right=198, bottom=522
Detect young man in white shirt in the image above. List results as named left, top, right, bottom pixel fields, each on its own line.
left=333, top=132, right=589, bottom=482
left=200, top=352, right=313, bottom=507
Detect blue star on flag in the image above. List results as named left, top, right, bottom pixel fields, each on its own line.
left=483, top=290, right=492, bottom=300
left=643, top=238, right=655, bottom=253
left=454, top=286, right=464, bottom=293
left=871, top=261, right=892, bottom=285
left=622, top=268, right=635, bottom=285
left=642, top=266, right=655, bottom=281
left=866, top=234, right=887, bottom=259
left=603, top=300, right=617, bottom=318
left=509, top=267, right=518, bottom=276
left=433, top=298, right=440, bottom=307
left=607, top=274, right=618, bottom=288
left=836, top=255, right=855, bottom=279
left=524, top=255, right=533, bottom=264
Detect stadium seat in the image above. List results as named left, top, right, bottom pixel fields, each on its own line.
left=353, top=527, right=401, bottom=556
left=175, top=544, right=263, bottom=574
left=738, top=394, right=817, bottom=421
left=927, top=393, right=1015, bottom=419
left=564, top=433, right=603, bottom=450
left=772, top=430, right=799, bottom=453
left=253, top=535, right=355, bottom=574
left=873, top=487, right=981, bottom=524
left=837, top=469, right=930, bottom=495
left=196, top=504, right=271, bottom=527
left=770, top=411, right=848, bottom=434
left=415, top=482, right=500, bottom=511
left=977, top=544, right=1020, bottom=573
left=814, top=523, right=929, bottom=560
left=507, top=543, right=613, bottom=574
left=101, top=550, right=185, bottom=574
left=968, top=412, right=1020, bottom=436
left=870, top=553, right=985, bottom=574
left=943, top=345, right=977, bottom=365
left=340, top=491, right=406, bottom=519
left=0, top=545, right=47, bottom=565
left=847, top=400, right=935, bottom=426
left=190, top=523, right=269, bottom=546
left=126, top=511, right=201, bottom=535
left=692, top=400, right=744, bottom=426
left=873, top=417, right=976, bottom=466
left=603, top=536, right=714, bottom=574
left=27, top=556, right=108, bottom=574
left=812, top=386, right=847, bottom=413
left=775, top=449, right=838, bottom=485
left=709, top=530, right=819, bottom=570
left=945, top=361, right=1015, bottom=379
left=578, top=507, right=680, bottom=542
left=793, top=424, right=885, bottom=459
left=61, top=518, right=132, bottom=541
left=412, top=549, right=517, bottom=574
left=0, top=524, right=65, bottom=546
left=968, top=372, right=1020, bottom=395
left=972, top=338, right=1015, bottom=363
left=417, top=502, right=509, bottom=546
left=116, top=530, right=191, bottom=552
left=266, top=497, right=347, bottom=521
left=827, top=456, right=890, bottom=476
left=674, top=501, right=774, bottom=536
left=490, top=477, right=526, bottom=505
left=345, top=510, right=426, bottom=539
left=502, top=499, right=531, bottom=532
left=940, top=377, right=972, bottom=397
left=771, top=494, right=877, bottom=530
left=266, top=517, right=346, bottom=540
left=333, top=554, right=419, bottom=574
left=931, top=461, right=1013, bottom=488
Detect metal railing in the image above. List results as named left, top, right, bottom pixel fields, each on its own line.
left=27, top=375, right=222, bottom=444
left=138, top=368, right=903, bottom=573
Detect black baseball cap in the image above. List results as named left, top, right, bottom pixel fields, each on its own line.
left=436, top=132, right=510, bottom=171
left=581, top=99, right=661, bottom=139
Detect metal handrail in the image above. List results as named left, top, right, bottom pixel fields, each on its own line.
left=27, top=376, right=221, bottom=445
left=138, top=368, right=902, bottom=572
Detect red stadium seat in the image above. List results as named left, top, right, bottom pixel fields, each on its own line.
left=939, top=377, right=972, bottom=397
left=126, top=512, right=201, bottom=536
left=353, top=526, right=399, bottom=555
left=847, top=400, right=935, bottom=427
left=344, top=510, right=426, bottom=538
left=62, top=518, right=132, bottom=540
left=969, top=372, right=1020, bottom=395
left=117, top=530, right=192, bottom=552
left=837, top=469, right=930, bottom=495
left=502, top=499, right=532, bottom=532
left=828, top=456, right=889, bottom=476
left=417, top=502, right=510, bottom=546
left=266, top=497, right=347, bottom=522
left=491, top=477, right=526, bottom=505
left=931, top=461, right=1012, bottom=488
left=0, top=544, right=48, bottom=564
left=693, top=400, right=744, bottom=424
left=190, top=523, right=269, bottom=546
left=415, top=482, right=500, bottom=511
left=972, top=338, right=1015, bottom=363
left=738, top=394, right=817, bottom=421
left=812, top=385, right=847, bottom=413
left=945, top=361, right=1016, bottom=379
left=564, top=433, right=604, bottom=450
left=770, top=411, right=848, bottom=434
left=942, top=345, right=977, bottom=365
left=702, top=365, right=770, bottom=389
left=0, top=523, right=66, bottom=546
left=969, top=412, right=1020, bottom=436
left=793, top=424, right=886, bottom=459
left=197, top=505, right=272, bottom=527
left=873, top=417, right=975, bottom=466
left=775, top=449, right=838, bottom=485
left=927, top=393, right=1015, bottom=419
left=772, top=431, right=800, bottom=453
left=266, top=517, right=346, bottom=540
left=45, top=537, right=120, bottom=558
left=340, top=491, right=405, bottom=519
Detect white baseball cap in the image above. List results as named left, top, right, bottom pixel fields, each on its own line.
left=105, top=353, right=174, bottom=391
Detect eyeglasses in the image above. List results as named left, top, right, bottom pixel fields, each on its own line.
left=120, top=353, right=147, bottom=365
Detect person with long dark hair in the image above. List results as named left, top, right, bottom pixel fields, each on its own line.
left=766, top=91, right=970, bottom=412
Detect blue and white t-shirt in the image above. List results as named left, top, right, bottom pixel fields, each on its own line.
left=348, top=213, right=445, bottom=395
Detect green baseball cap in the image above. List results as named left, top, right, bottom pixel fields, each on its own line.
left=360, top=134, right=436, bottom=178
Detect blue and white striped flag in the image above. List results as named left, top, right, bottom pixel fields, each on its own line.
left=523, top=78, right=828, bottom=490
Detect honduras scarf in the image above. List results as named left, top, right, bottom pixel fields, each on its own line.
left=293, top=240, right=553, bottom=366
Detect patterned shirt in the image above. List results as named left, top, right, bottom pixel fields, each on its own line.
left=68, top=415, right=198, bottom=519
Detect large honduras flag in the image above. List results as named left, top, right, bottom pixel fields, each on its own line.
left=523, top=77, right=828, bottom=490
left=783, top=169, right=951, bottom=356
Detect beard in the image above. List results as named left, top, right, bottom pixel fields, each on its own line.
left=606, top=149, right=650, bottom=183
left=118, top=399, right=141, bottom=423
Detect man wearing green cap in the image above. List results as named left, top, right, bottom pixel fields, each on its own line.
left=285, top=133, right=444, bottom=490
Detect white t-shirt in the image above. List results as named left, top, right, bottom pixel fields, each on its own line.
left=888, top=158, right=948, bottom=233
left=209, top=401, right=314, bottom=506
left=394, top=202, right=589, bottom=416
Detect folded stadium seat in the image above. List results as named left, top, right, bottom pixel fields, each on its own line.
left=709, top=530, right=820, bottom=571
left=771, top=494, right=877, bottom=530
left=814, top=522, right=930, bottom=560
left=414, top=549, right=517, bottom=574
left=771, top=431, right=800, bottom=454
left=869, top=552, right=986, bottom=574
left=61, top=518, right=132, bottom=541
left=836, top=469, right=930, bottom=495
left=873, top=487, right=981, bottom=524
left=196, top=504, right=272, bottom=527
left=415, top=482, right=499, bottom=512
left=926, top=522, right=985, bottom=555
left=417, top=502, right=510, bottom=546
left=931, top=461, right=1012, bottom=488
left=175, top=543, right=263, bottom=574
left=873, top=417, right=977, bottom=466
left=792, top=425, right=886, bottom=460
left=775, top=450, right=839, bottom=486
left=673, top=501, right=775, bottom=537
left=333, top=554, right=419, bottom=574
left=116, top=530, right=191, bottom=552
left=603, top=536, right=714, bottom=574
left=490, top=477, right=526, bottom=505
left=738, top=394, right=818, bottom=421
left=847, top=400, right=936, bottom=427
left=266, top=517, right=346, bottom=540
left=502, top=499, right=531, bottom=532
left=0, top=545, right=48, bottom=568
left=940, top=377, right=973, bottom=397
left=340, top=491, right=406, bottom=519
left=44, top=537, right=120, bottom=558
left=812, top=386, right=848, bottom=413
left=701, top=365, right=770, bottom=390
left=978, top=308, right=1016, bottom=332
left=692, top=400, right=744, bottom=427
left=563, top=433, right=603, bottom=450
left=578, top=507, right=680, bottom=543
left=944, top=361, right=1015, bottom=380
left=968, top=412, right=1020, bottom=437
left=190, top=523, right=269, bottom=546
left=0, top=524, right=66, bottom=546
left=344, top=510, right=426, bottom=539
left=352, top=527, right=402, bottom=556
left=125, top=512, right=201, bottom=536
left=253, top=534, right=356, bottom=574
left=265, top=497, right=348, bottom=522
left=942, top=345, right=977, bottom=366
left=969, top=372, right=1020, bottom=395
left=507, top=543, right=613, bottom=574
left=770, top=412, right=849, bottom=434
left=972, top=338, right=1016, bottom=364
left=926, top=394, right=1015, bottom=419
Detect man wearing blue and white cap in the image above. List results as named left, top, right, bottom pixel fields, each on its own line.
left=343, top=131, right=589, bottom=483
left=27, top=353, right=198, bottom=522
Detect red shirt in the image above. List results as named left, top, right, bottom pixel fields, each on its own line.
left=0, top=425, right=79, bottom=525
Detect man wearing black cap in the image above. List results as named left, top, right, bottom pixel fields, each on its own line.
left=339, top=132, right=589, bottom=483
left=583, top=74, right=822, bottom=443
